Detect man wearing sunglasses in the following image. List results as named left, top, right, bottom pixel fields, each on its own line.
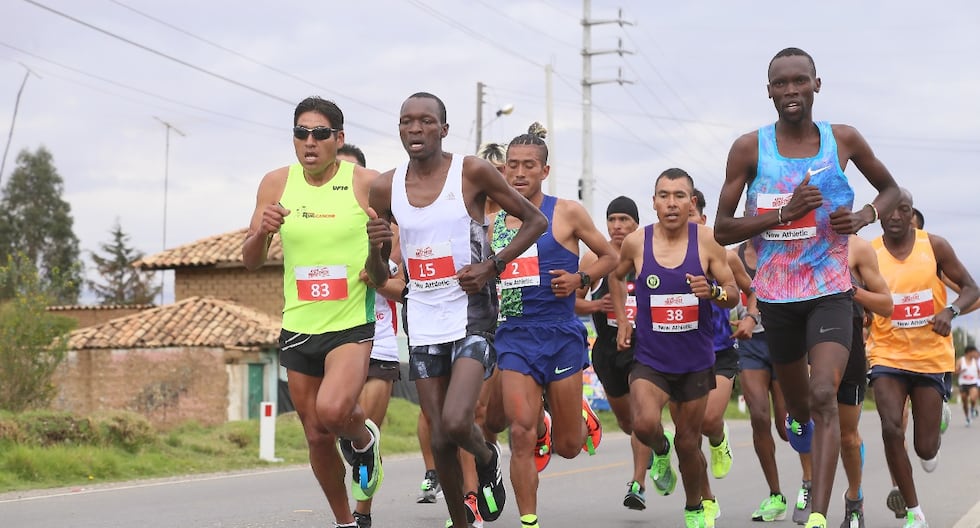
left=243, top=96, right=389, bottom=528
left=367, top=92, right=547, bottom=528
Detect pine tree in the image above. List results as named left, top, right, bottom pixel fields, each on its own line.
left=0, top=146, right=82, bottom=304
left=88, top=219, right=160, bottom=305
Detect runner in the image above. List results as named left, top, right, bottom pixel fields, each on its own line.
left=714, top=47, right=900, bottom=528
left=243, top=97, right=385, bottom=528
left=490, top=123, right=616, bottom=528
left=611, top=168, right=739, bottom=528
left=575, top=195, right=655, bottom=511
left=367, top=92, right=547, bottom=528
left=867, top=188, right=979, bottom=528
left=836, top=234, right=893, bottom=528
left=955, top=346, right=979, bottom=426
left=337, top=144, right=406, bottom=528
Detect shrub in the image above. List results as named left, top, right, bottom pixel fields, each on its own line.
left=17, top=410, right=96, bottom=446
left=94, top=411, right=156, bottom=453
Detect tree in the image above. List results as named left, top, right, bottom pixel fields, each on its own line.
left=88, top=219, right=161, bottom=305
left=953, top=326, right=975, bottom=357
left=0, top=146, right=82, bottom=304
left=0, top=253, right=75, bottom=412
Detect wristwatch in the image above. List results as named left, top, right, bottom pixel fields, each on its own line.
left=947, top=304, right=961, bottom=318
left=488, top=254, right=506, bottom=276
left=577, top=271, right=591, bottom=288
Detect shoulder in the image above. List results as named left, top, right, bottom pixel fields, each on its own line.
left=848, top=234, right=874, bottom=259
left=830, top=123, right=863, bottom=145
left=259, top=166, right=289, bottom=191
left=353, top=164, right=381, bottom=184
left=926, top=231, right=954, bottom=254
left=462, top=154, right=494, bottom=176
left=556, top=197, right=589, bottom=219
left=728, top=131, right=759, bottom=166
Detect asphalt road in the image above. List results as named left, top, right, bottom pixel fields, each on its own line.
left=3, top=416, right=979, bottom=528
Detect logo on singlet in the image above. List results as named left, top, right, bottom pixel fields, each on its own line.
left=646, top=275, right=660, bottom=289
left=332, top=185, right=349, bottom=191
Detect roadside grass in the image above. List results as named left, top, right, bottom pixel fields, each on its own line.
left=1, top=397, right=837, bottom=493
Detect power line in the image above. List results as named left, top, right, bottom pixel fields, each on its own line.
left=472, top=0, right=579, bottom=49
left=107, top=0, right=395, bottom=119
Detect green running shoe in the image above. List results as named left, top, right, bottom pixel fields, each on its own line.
left=702, top=498, right=720, bottom=528
left=709, top=423, right=733, bottom=478
left=751, top=493, right=788, bottom=522
left=623, top=480, right=646, bottom=511
left=684, top=507, right=707, bottom=528
left=649, top=430, right=677, bottom=496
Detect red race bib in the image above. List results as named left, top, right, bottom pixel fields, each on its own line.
left=649, top=293, right=699, bottom=333
left=407, top=242, right=457, bottom=291
left=758, top=193, right=817, bottom=241
left=499, top=245, right=540, bottom=289
left=891, top=289, right=934, bottom=328
left=294, top=265, right=348, bottom=301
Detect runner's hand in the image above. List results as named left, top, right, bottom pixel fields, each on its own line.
left=548, top=269, right=578, bottom=297
left=365, top=207, right=392, bottom=249
left=616, top=320, right=633, bottom=351
left=456, top=262, right=493, bottom=295
left=260, top=202, right=289, bottom=236
left=931, top=308, right=954, bottom=337
left=686, top=273, right=713, bottom=299
left=829, top=206, right=866, bottom=235
left=783, top=174, right=822, bottom=222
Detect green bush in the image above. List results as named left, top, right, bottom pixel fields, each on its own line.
left=0, top=413, right=25, bottom=443
left=17, top=410, right=96, bottom=446
left=93, top=411, right=156, bottom=453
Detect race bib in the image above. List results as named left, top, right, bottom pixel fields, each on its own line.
left=295, top=265, right=348, bottom=301
left=407, top=242, right=457, bottom=291
left=499, top=245, right=540, bottom=289
left=606, top=281, right=636, bottom=328
left=758, top=193, right=817, bottom=240
left=891, top=289, right=934, bottom=328
left=649, top=293, right=699, bottom=333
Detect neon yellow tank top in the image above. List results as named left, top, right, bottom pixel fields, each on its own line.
left=279, top=161, right=374, bottom=333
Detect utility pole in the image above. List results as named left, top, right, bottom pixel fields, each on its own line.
left=1, top=64, right=40, bottom=185
left=581, top=0, right=633, bottom=216
left=474, top=82, right=514, bottom=153
left=153, top=117, right=185, bottom=304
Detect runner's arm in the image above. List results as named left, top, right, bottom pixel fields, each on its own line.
left=851, top=236, right=893, bottom=318
left=714, top=133, right=779, bottom=245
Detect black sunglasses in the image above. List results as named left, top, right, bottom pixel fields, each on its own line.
left=293, top=126, right=340, bottom=141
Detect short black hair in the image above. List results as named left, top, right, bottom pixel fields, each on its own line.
left=692, top=188, right=706, bottom=215
left=338, top=144, right=366, bottom=167
left=407, top=92, right=447, bottom=124
left=294, top=96, right=343, bottom=128
left=912, top=207, right=925, bottom=229
left=655, top=167, right=694, bottom=193
left=966, top=344, right=978, bottom=353
left=769, top=47, right=817, bottom=77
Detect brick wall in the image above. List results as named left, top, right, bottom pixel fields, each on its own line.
left=176, top=267, right=283, bottom=318
left=52, top=346, right=231, bottom=428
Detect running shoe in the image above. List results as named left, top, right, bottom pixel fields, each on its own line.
left=886, top=487, right=906, bottom=518
left=349, top=419, right=383, bottom=501
left=785, top=415, right=814, bottom=454
left=535, top=411, right=553, bottom=472
left=903, top=511, right=929, bottom=528
left=803, top=512, right=827, bottom=528
left=475, top=441, right=506, bottom=521
left=752, top=493, right=788, bottom=522
left=352, top=511, right=371, bottom=528
left=702, top=498, right=720, bottom=528
left=463, top=491, right=484, bottom=528
left=709, top=423, right=733, bottom=478
left=940, top=402, right=951, bottom=434
left=972, top=406, right=978, bottom=419
left=520, top=514, right=540, bottom=528
left=793, top=481, right=812, bottom=525
left=649, top=430, right=677, bottom=496
left=417, top=469, right=441, bottom=503
left=623, top=480, right=646, bottom=511
left=581, top=397, right=603, bottom=455
left=684, top=507, right=707, bottom=528
left=839, top=494, right=864, bottom=528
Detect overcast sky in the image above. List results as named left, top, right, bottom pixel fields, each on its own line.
left=2, top=0, right=979, bottom=330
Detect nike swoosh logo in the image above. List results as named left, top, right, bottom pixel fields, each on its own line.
left=806, top=166, right=831, bottom=178
left=554, top=366, right=574, bottom=375
left=819, top=326, right=840, bottom=334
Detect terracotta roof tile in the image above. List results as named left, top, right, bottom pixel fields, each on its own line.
left=67, top=296, right=280, bottom=350
left=135, top=228, right=282, bottom=270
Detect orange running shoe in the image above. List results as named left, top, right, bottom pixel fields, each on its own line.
left=535, top=410, right=553, bottom=472
left=582, top=397, right=602, bottom=455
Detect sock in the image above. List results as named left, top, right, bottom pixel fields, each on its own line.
left=908, top=505, right=925, bottom=519
left=334, top=523, right=357, bottom=528
left=859, top=441, right=866, bottom=469
left=856, top=487, right=863, bottom=500
left=520, top=513, right=539, bottom=527
left=685, top=504, right=704, bottom=512
left=353, top=426, right=376, bottom=453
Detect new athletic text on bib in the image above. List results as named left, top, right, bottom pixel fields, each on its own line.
left=890, top=289, right=934, bottom=328
left=607, top=281, right=636, bottom=328
left=499, top=244, right=540, bottom=289
left=758, top=193, right=817, bottom=240
left=649, top=293, right=699, bottom=332
left=294, top=265, right=349, bottom=301
left=407, top=242, right=456, bottom=291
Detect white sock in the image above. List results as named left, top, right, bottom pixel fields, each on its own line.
left=354, top=425, right=376, bottom=453
left=908, top=505, right=925, bottom=519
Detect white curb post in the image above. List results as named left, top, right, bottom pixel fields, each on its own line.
left=259, top=401, right=280, bottom=462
